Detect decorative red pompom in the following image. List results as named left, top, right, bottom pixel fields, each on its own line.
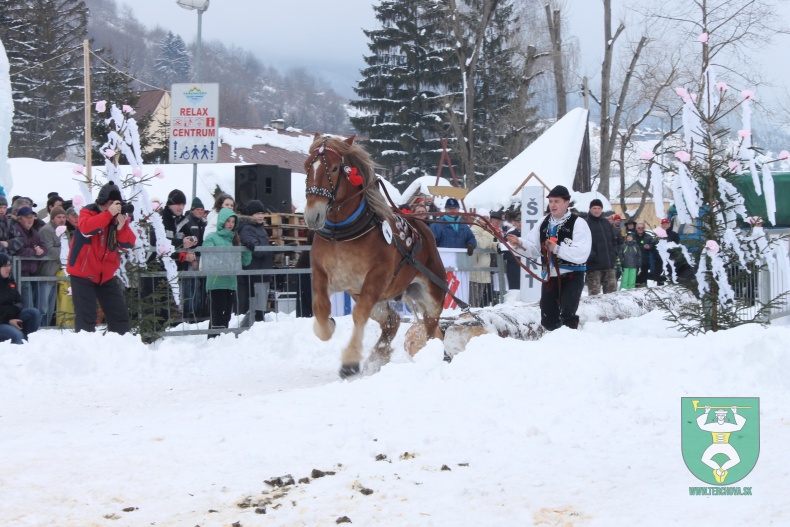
left=348, top=167, right=363, bottom=186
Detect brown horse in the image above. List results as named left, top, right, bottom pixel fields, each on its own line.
left=304, top=135, right=446, bottom=377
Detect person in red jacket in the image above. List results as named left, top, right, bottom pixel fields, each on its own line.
left=66, top=182, right=136, bottom=334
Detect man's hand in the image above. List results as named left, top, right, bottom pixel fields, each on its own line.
left=506, top=234, right=520, bottom=247
left=115, top=213, right=126, bottom=230
left=182, top=236, right=197, bottom=249
left=705, top=406, right=711, bottom=414
left=9, top=319, right=22, bottom=330
left=0, top=240, right=7, bottom=248
left=107, top=201, right=122, bottom=216
left=466, top=244, right=474, bottom=256
left=544, top=239, right=558, bottom=255
left=184, top=252, right=196, bottom=263
left=34, top=246, right=44, bottom=256
left=644, top=243, right=651, bottom=249
left=732, top=406, right=738, bottom=415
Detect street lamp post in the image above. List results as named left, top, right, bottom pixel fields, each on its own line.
left=175, top=0, right=210, bottom=201
left=175, top=0, right=210, bottom=82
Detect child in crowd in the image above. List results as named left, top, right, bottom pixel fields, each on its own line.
left=619, top=231, right=642, bottom=290
left=202, top=208, right=251, bottom=337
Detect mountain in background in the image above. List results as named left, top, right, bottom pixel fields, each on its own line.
left=84, top=0, right=353, bottom=134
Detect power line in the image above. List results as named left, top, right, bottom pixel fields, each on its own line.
left=89, top=50, right=169, bottom=93
left=10, top=45, right=83, bottom=76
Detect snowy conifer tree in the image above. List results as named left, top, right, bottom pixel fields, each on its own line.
left=351, top=0, right=458, bottom=187
left=0, top=0, right=88, bottom=160
left=155, top=32, right=191, bottom=86
left=648, top=31, right=789, bottom=334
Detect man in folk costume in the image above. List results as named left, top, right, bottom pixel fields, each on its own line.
left=507, top=185, right=591, bottom=330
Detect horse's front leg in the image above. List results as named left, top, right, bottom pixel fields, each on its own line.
left=311, top=267, right=335, bottom=341
left=340, top=274, right=386, bottom=378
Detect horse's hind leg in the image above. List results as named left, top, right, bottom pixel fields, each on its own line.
left=365, top=301, right=401, bottom=373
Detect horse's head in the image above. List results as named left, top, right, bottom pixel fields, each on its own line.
left=304, top=134, right=364, bottom=230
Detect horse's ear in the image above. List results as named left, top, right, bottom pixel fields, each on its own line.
left=313, top=132, right=322, bottom=140
left=344, top=135, right=356, bottom=146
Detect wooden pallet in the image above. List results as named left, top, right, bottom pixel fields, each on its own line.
left=264, top=213, right=308, bottom=245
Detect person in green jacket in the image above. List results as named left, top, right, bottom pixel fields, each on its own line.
left=202, top=207, right=252, bottom=337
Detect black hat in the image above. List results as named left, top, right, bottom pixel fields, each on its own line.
left=245, top=199, right=266, bottom=215
left=166, top=189, right=187, bottom=206
left=490, top=210, right=504, bottom=220
left=624, top=217, right=637, bottom=225
left=0, top=253, right=10, bottom=267
left=589, top=198, right=603, bottom=209
left=96, top=183, right=122, bottom=205
left=0, top=196, right=7, bottom=207
left=190, top=197, right=204, bottom=210
left=547, top=185, right=571, bottom=199
left=47, top=191, right=60, bottom=199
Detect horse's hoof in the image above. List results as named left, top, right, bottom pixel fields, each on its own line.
left=339, top=363, right=360, bottom=379
left=443, top=351, right=453, bottom=363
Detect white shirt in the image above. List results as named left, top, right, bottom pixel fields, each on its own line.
left=517, top=213, right=592, bottom=277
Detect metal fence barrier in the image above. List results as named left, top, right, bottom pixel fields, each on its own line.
left=10, top=246, right=508, bottom=339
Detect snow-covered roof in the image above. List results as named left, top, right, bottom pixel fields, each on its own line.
left=465, top=108, right=589, bottom=211
left=400, top=175, right=454, bottom=206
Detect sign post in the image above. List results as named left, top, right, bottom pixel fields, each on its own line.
left=169, top=82, right=220, bottom=200
left=519, top=186, right=545, bottom=302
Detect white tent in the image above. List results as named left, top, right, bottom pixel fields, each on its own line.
left=465, top=108, right=607, bottom=212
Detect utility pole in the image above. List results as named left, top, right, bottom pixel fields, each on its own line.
left=83, top=39, right=92, bottom=185
left=583, top=76, right=589, bottom=110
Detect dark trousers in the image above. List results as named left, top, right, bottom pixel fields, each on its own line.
left=540, top=271, right=585, bottom=330
left=70, top=275, right=130, bottom=335
left=208, top=289, right=235, bottom=337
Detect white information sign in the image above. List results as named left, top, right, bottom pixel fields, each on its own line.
left=169, top=83, right=219, bottom=164
left=519, top=186, right=546, bottom=302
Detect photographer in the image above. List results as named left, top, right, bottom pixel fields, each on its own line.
left=66, top=182, right=136, bottom=334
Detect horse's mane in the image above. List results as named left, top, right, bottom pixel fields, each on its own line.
left=310, top=136, right=394, bottom=222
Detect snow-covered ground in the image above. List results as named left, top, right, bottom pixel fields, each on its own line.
left=2, top=309, right=789, bottom=527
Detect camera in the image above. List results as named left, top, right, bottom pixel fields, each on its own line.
left=121, top=201, right=134, bottom=215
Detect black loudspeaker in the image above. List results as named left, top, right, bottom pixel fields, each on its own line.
left=234, top=164, right=292, bottom=214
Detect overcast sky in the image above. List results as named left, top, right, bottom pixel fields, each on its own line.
left=124, top=0, right=790, bottom=108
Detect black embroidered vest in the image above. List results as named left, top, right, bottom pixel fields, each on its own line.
left=539, top=213, right=586, bottom=272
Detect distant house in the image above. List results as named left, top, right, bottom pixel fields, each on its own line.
left=135, top=89, right=171, bottom=155
left=612, top=181, right=670, bottom=228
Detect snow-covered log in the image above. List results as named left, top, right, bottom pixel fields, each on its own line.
left=405, top=286, right=698, bottom=357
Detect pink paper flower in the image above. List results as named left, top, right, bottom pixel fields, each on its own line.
left=95, top=100, right=107, bottom=112
left=640, top=151, right=656, bottom=161
left=72, top=165, right=85, bottom=175
left=154, top=168, right=165, bottom=179
left=158, top=246, right=170, bottom=255
left=728, top=160, right=740, bottom=172
left=72, top=195, right=84, bottom=207
left=133, top=167, right=143, bottom=179
left=675, top=151, right=691, bottom=163
left=742, top=90, right=754, bottom=100
left=779, top=150, right=790, bottom=160
left=738, top=129, right=751, bottom=139
left=697, top=32, right=709, bottom=43
left=55, top=225, right=67, bottom=237
left=654, top=227, right=667, bottom=238
left=716, top=82, right=729, bottom=92
left=675, top=87, right=689, bottom=100
left=705, top=240, right=720, bottom=254
left=747, top=216, right=763, bottom=225
left=151, top=200, right=161, bottom=211
left=122, top=105, right=133, bottom=114
left=690, top=92, right=698, bottom=102
left=104, top=148, right=116, bottom=158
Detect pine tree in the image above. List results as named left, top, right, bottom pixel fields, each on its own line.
left=155, top=32, right=191, bottom=86
left=351, top=0, right=458, bottom=188
left=468, top=0, right=526, bottom=180
left=1, top=0, right=88, bottom=160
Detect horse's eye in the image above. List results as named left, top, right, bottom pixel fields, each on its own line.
left=332, top=166, right=339, bottom=173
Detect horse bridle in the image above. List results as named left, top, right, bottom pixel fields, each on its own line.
left=305, top=141, right=365, bottom=210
